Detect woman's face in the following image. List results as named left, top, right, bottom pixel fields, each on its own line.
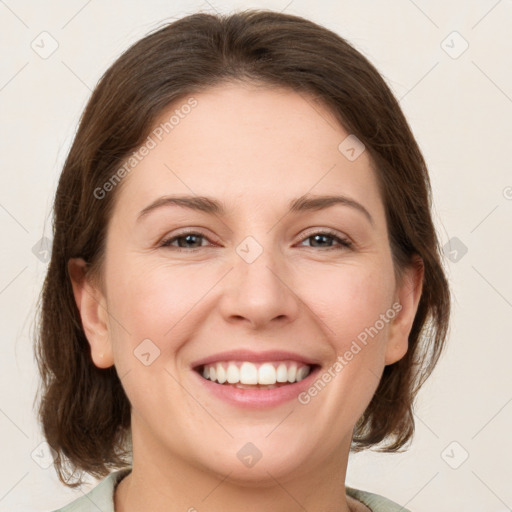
left=72, top=82, right=421, bottom=484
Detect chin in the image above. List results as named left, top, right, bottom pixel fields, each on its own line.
left=189, top=436, right=311, bottom=487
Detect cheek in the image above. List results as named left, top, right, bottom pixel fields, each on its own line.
left=104, top=260, right=199, bottom=412
left=297, top=264, right=397, bottom=415
left=301, top=261, right=396, bottom=348
left=104, top=257, right=199, bottom=363
left=292, top=264, right=397, bottom=444
left=105, top=239, right=396, bottom=368
left=104, top=255, right=239, bottom=385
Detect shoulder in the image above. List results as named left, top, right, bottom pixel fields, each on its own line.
left=346, top=486, right=412, bottom=512
left=51, top=468, right=132, bottom=512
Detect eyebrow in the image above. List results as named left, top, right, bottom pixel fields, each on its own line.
left=137, top=194, right=374, bottom=226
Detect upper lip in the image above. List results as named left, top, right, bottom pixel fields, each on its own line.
left=190, top=349, right=320, bottom=369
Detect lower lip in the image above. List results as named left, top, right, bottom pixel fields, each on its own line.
left=192, top=366, right=321, bottom=409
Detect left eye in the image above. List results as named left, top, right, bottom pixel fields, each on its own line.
left=299, top=231, right=352, bottom=250
left=160, top=230, right=352, bottom=251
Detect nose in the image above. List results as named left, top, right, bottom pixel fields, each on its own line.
left=218, top=241, right=301, bottom=330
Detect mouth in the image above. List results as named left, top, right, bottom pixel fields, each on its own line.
left=190, top=349, right=322, bottom=408
left=195, top=360, right=319, bottom=389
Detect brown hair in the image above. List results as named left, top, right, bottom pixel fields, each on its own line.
left=35, top=9, right=450, bottom=486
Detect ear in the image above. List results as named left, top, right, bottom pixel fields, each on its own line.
left=384, top=256, right=424, bottom=365
left=68, top=258, right=114, bottom=369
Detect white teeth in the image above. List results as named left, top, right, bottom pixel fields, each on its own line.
left=226, top=363, right=239, bottom=384
left=276, top=363, right=288, bottom=382
left=216, top=363, right=226, bottom=384
left=201, top=361, right=312, bottom=386
left=240, top=362, right=258, bottom=384
left=258, top=363, right=276, bottom=385
left=287, top=364, right=297, bottom=383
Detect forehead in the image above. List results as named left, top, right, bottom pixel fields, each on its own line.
left=112, top=82, right=384, bottom=223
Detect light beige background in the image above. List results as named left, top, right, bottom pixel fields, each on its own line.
left=1, top=1, right=511, bottom=511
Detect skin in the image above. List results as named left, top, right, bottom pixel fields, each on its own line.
left=69, top=82, right=423, bottom=512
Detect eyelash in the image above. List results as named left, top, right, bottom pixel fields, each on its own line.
left=159, top=229, right=353, bottom=252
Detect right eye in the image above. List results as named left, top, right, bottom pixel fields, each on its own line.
left=159, top=231, right=214, bottom=251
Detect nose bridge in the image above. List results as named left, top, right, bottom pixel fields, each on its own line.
left=237, top=235, right=282, bottom=291
left=220, top=233, right=299, bottom=327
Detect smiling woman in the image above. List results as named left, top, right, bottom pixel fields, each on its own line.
left=35, top=9, right=450, bottom=512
